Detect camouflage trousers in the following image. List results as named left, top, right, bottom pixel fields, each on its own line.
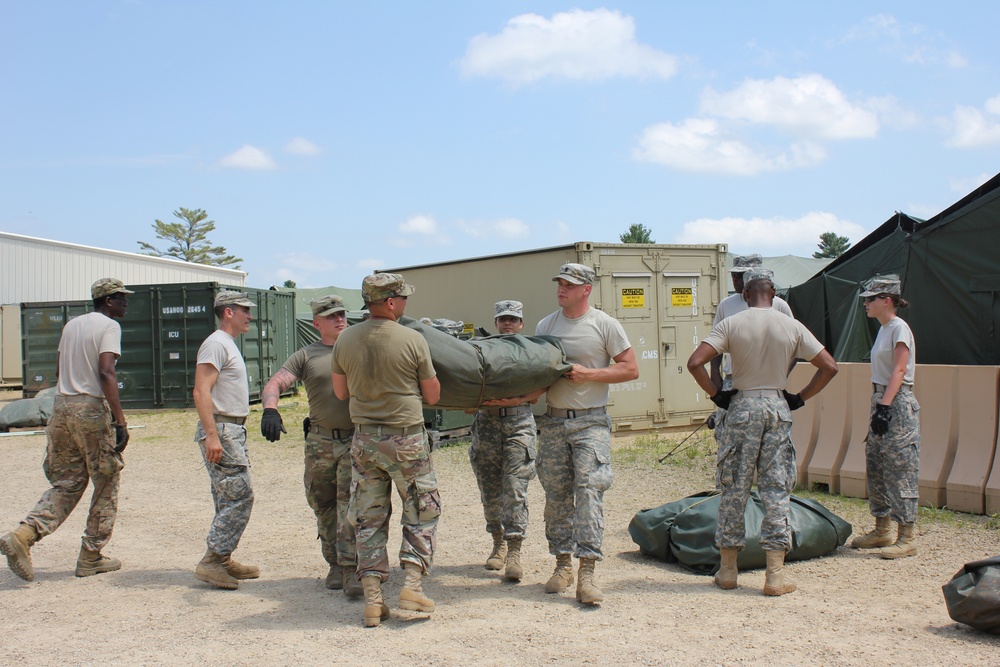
left=196, top=421, right=254, bottom=556
left=715, top=395, right=796, bottom=553
left=24, top=395, right=123, bottom=552
left=304, top=430, right=356, bottom=567
left=469, top=410, right=537, bottom=539
left=866, top=388, right=921, bottom=524
left=536, top=412, right=613, bottom=560
left=349, top=428, right=440, bottom=582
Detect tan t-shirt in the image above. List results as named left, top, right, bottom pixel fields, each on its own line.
left=713, top=292, right=793, bottom=376
left=331, top=319, right=436, bottom=427
left=56, top=311, right=121, bottom=397
left=281, top=341, right=352, bottom=430
left=703, top=307, right=824, bottom=391
left=196, top=330, right=249, bottom=417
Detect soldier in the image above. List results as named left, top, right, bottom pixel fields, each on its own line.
left=0, top=278, right=132, bottom=580
left=535, top=263, right=639, bottom=605
left=191, top=290, right=259, bottom=590
left=331, top=273, right=441, bottom=628
left=687, top=268, right=838, bottom=596
left=259, top=294, right=362, bottom=597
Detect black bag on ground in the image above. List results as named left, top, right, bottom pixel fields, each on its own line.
left=942, top=555, right=1000, bottom=634
left=628, top=490, right=852, bottom=574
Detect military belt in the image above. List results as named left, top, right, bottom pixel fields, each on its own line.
left=737, top=389, right=782, bottom=398
left=214, top=414, right=247, bottom=425
left=478, top=405, right=533, bottom=417
left=873, top=384, right=913, bottom=393
left=546, top=406, right=606, bottom=419
left=310, top=424, right=354, bottom=440
left=356, top=424, right=422, bottom=436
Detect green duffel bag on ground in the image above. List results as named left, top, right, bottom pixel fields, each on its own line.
left=628, top=490, right=853, bottom=574
left=942, top=555, right=1000, bottom=634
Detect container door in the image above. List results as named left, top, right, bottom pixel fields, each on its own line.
left=20, top=302, right=92, bottom=397
left=659, top=270, right=714, bottom=422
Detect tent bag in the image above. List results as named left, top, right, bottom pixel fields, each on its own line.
left=942, top=555, right=1000, bottom=634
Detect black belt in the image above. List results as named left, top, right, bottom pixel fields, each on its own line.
left=356, top=424, right=422, bottom=436
left=546, top=406, right=606, bottom=419
left=478, top=405, right=533, bottom=417
left=214, top=414, right=247, bottom=425
left=873, top=384, right=913, bottom=393
left=310, top=424, right=354, bottom=439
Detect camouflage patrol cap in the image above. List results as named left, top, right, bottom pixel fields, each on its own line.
left=91, top=278, right=134, bottom=300
left=859, top=277, right=901, bottom=298
left=553, top=263, right=595, bottom=286
left=215, top=290, right=255, bottom=308
left=731, top=254, right=763, bottom=273
left=362, top=273, right=415, bottom=302
left=494, top=300, right=524, bottom=319
left=743, top=267, right=774, bottom=285
left=310, top=294, right=347, bottom=317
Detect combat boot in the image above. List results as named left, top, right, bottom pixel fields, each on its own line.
left=504, top=537, right=523, bottom=581
left=221, top=554, right=260, bottom=579
left=485, top=531, right=507, bottom=570
left=880, top=523, right=917, bottom=559
left=75, top=545, right=122, bottom=577
left=326, top=563, right=344, bottom=590
left=195, top=549, right=239, bottom=590
left=361, top=576, right=390, bottom=627
left=544, top=554, right=574, bottom=593
left=714, top=547, right=738, bottom=590
left=0, top=523, right=39, bottom=581
left=399, top=562, right=436, bottom=613
left=343, top=567, right=363, bottom=598
left=762, top=550, right=796, bottom=596
left=576, top=557, right=603, bottom=605
left=851, top=515, right=893, bottom=549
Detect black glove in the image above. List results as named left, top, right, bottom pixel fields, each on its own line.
left=260, top=408, right=286, bottom=442
left=303, top=417, right=311, bottom=440
left=706, top=414, right=716, bottom=430
left=113, top=423, right=130, bottom=453
left=710, top=389, right=738, bottom=410
left=870, top=404, right=892, bottom=436
left=783, top=390, right=805, bottom=411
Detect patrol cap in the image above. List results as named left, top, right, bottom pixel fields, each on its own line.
left=494, top=300, right=524, bottom=319
left=310, top=294, right=347, bottom=317
left=743, top=267, right=774, bottom=285
left=215, top=290, right=255, bottom=308
left=859, top=277, right=901, bottom=298
left=731, top=254, right=763, bottom=273
left=91, top=278, right=134, bottom=300
left=362, top=273, right=415, bottom=302
left=552, top=263, right=595, bottom=286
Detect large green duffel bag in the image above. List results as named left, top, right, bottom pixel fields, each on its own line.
left=942, top=555, right=1000, bottom=634
left=398, top=316, right=572, bottom=409
left=628, top=490, right=853, bottom=574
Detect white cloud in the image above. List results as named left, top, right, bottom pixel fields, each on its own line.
left=275, top=252, right=339, bottom=273
left=633, top=118, right=825, bottom=175
left=701, top=75, right=879, bottom=140
left=459, top=8, right=677, bottom=86
left=842, top=14, right=967, bottom=69
left=397, top=214, right=451, bottom=246
left=946, top=93, right=1000, bottom=147
left=456, top=217, right=530, bottom=239
left=219, top=145, right=276, bottom=170
left=675, top=212, right=866, bottom=255
left=284, top=137, right=322, bottom=155
left=400, top=214, right=439, bottom=235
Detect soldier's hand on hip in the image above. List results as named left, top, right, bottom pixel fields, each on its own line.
left=261, top=408, right=286, bottom=442
left=870, top=404, right=892, bottom=436
left=782, top=390, right=805, bottom=411
left=710, top=389, right=738, bottom=410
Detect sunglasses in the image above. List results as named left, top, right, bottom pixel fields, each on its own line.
left=863, top=295, right=888, bottom=304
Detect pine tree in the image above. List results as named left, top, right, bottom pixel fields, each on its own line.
left=813, top=232, right=851, bottom=259
left=138, top=208, right=242, bottom=268
left=619, top=223, right=655, bottom=244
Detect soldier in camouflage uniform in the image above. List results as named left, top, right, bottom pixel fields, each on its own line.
left=687, top=268, right=838, bottom=596
left=332, top=273, right=441, bottom=627
left=469, top=300, right=540, bottom=582
left=192, top=290, right=259, bottom=590
left=1, top=278, right=132, bottom=580
left=535, top=264, right=639, bottom=606
left=260, top=294, right=361, bottom=597
left=851, top=277, right=920, bottom=559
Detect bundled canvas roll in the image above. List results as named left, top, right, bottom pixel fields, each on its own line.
left=398, top=316, right=571, bottom=409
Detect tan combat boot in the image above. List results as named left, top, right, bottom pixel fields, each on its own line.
left=75, top=545, right=122, bottom=577
left=504, top=537, right=523, bottom=581
left=0, top=523, right=39, bottom=581
left=361, top=576, right=390, bottom=627
left=342, top=566, right=363, bottom=598
left=195, top=549, right=239, bottom=590
left=762, top=550, right=796, bottom=596
left=714, top=547, right=738, bottom=590
left=326, top=563, right=344, bottom=590
left=221, top=554, right=260, bottom=579
left=545, top=554, right=574, bottom=594
left=880, top=523, right=917, bottom=559
left=399, top=562, right=436, bottom=613
left=576, top=557, right=604, bottom=605
left=851, top=515, right=893, bottom=549
left=485, top=531, right=507, bottom=570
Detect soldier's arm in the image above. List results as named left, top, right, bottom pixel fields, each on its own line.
left=687, top=342, right=721, bottom=396
left=797, top=349, right=838, bottom=402
left=565, top=347, right=639, bottom=384
left=98, top=351, right=127, bottom=426
left=193, top=363, right=223, bottom=464
left=261, top=367, right=299, bottom=410
left=420, top=376, right=441, bottom=406
left=332, top=372, right=350, bottom=401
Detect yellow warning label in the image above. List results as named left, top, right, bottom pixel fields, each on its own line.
left=671, top=287, right=693, bottom=307
left=621, top=288, right=644, bottom=309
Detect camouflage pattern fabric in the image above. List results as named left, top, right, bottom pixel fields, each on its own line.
left=304, top=430, right=356, bottom=567
left=536, top=412, right=613, bottom=560
left=25, top=397, right=123, bottom=551
left=349, top=429, right=440, bottom=582
left=866, top=388, right=920, bottom=524
left=469, top=411, right=537, bottom=539
left=195, top=421, right=254, bottom=556
left=715, top=396, right=796, bottom=553
left=712, top=375, right=734, bottom=488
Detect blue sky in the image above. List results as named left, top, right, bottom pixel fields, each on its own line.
left=2, top=2, right=998, bottom=288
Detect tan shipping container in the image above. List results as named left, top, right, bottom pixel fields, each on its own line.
left=385, top=241, right=728, bottom=431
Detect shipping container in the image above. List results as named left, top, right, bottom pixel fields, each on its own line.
left=386, top=241, right=728, bottom=431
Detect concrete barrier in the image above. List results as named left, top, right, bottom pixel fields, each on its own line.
left=914, top=366, right=959, bottom=509
left=838, top=365, right=876, bottom=500
left=806, top=362, right=857, bottom=493
left=788, top=363, right=821, bottom=487
left=945, top=366, right=999, bottom=514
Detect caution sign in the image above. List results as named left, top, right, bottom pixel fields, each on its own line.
left=621, top=288, right=645, bottom=309
left=671, top=287, right=693, bottom=307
